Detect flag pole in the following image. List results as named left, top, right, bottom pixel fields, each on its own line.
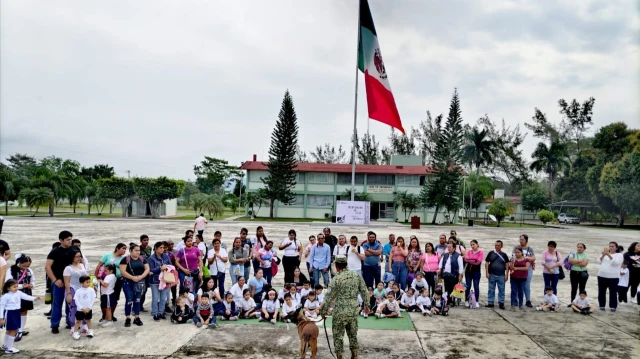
left=350, top=1, right=361, bottom=202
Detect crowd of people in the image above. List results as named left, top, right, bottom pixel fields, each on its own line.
left=0, top=225, right=638, bottom=355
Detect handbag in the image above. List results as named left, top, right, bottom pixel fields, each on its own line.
left=556, top=252, right=565, bottom=280
left=161, top=269, right=176, bottom=284
left=580, top=271, right=589, bottom=280
left=182, top=249, right=195, bottom=291
left=127, top=256, right=147, bottom=293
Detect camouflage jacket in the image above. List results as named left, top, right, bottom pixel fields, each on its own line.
left=319, top=269, right=369, bottom=318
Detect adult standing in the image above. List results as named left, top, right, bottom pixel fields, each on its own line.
left=322, top=227, right=339, bottom=261
left=139, top=235, right=152, bottom=312
left=435, top=234, right=448, bottom=255
left=71, top=239, right=89, bottom=269
left=230, top=237, right=250, bottom=285
left=251, top=226, right=268, bottom=275
left=63, top=250, right=88, bottom=333
left=464, top=240, right=483, bottom=308
left=258, top=241, right=277, bottom=285
left=346, top=236, right=365, bottom=275
left=623, top=242, right=640, bottom=304
left=541, top=241, right=562, bottom=295
left=310, top=234, right=331, bottom=288
left=164, top=240, right=177, bottom=312
left=418, top=242, right=439, bottom=297
left=208, top=238, right=228, bottom=294
left=304, top=235, right=317, bottom=283
left=568, top=243, right=589, bottom=306
left=333, top=235, right=348, bottom=257
left=485, top=240, right=509, bottom=310
left=175, top=236, right=203, bottom=296
left=94, top=243, right=127, bottom=322
left=148, top=241, right=171, bottom=321
left=438, top=243, right=463, bottom=306
left=362, top=232, right=383, bottom=288
left=406, top=236, right=422, bottom=286
left=0, top=240, right=10, bottom=288
left=319, top=256, right=369, bottom=359
left=120, top=244, right=150, bottom=327
left=513, top=234, right=536, bottom=308
left=382, top=234, right=396, bottom=267
left=239, top=228, right=252, bottom=281
left=45, top=231, right=75, bottom=334
left=510, top=248, right=530, bottom=311
left=596, top=242, right=624, bottom=311
left=389, top=237, right=409, bottom=290
left=193, top=213, right=208, bottom=237
left=279, top=229, right=303, bottom=284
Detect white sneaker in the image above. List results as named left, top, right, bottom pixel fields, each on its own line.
left=4, top=347, right=19, bottom=354
left=87, top=330, right=94, bottom=338
left=632, top=297, right=637, bottom=304
left=474, top=303, right=480, bottom=309
left=100, top=321, right=113, bottom=327
left=465, top=302, right=470, bottom=308
left=72, top=332, right=81, bottom=340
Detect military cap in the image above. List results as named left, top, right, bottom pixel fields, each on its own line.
left=335, top=255, right=347, bottom=264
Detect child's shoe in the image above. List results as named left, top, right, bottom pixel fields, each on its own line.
left=536, top=307, right=542, bottom=311
left=87, top=330, right=94, bottom=338
left=230, top=316, right=238, bottom=321
left=72, top=331, right=81, bottom=340
left=4, top=347, right=19, bottom=354
left=208, top=323, right=217, bottom=329
left=196, top=322, right=203, bottom=328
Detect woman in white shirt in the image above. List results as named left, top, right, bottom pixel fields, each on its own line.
left=229, top=276, right=249, bottom=305
left=279, top=229, right=303, bottom=285
left=207, top=238, right=228, bottom=296
left=63, top=251, right=88, bottom=331
left=304, top=236, right=316, bottom=280
left=596, top=241, right=624, bottom=312
left=333, top=235, right=349, bottom=257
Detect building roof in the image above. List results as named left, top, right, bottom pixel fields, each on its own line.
left=482, top=196, right=522, bottom=204
left=240, top=161, right=435, bottom=176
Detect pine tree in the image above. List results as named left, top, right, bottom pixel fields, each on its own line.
left=262, top=90, right=299, bottom=218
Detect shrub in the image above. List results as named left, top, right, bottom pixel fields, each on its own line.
left=537, top=209, right=554, bottom=225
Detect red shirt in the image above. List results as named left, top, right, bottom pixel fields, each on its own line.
left=511, top=258, right=529, bottom=279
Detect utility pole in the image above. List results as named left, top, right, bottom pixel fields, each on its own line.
left=127, top=170, right=131, bottom=179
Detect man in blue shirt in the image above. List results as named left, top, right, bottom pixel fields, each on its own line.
left=382, top=234, right=395, bottom=270
left=310, top=233, right=331, bottom=287
left=362, top=231, right=383, bottom=288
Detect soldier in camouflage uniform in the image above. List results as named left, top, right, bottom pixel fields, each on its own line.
left=319, top=255, right=370, bottom=359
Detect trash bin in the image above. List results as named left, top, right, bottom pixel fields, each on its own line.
left=468, top=219, right=473, bottom=227
left=411, top=216, right=420, bottom=229
left=0, top=216, right=4, bottom=234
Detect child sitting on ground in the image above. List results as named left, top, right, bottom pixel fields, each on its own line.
left=304, top=291, right=321, bottom=319
left=171, top=296, right=194, bottom=324
left=72, top=276, right=96, bottom=340
left=180, top=287, right=195, bottom=308
left=430, top=288, right=448, bottom=316
left=289, top=285, right=301, bottom=306
left=411, top=272, right=429, bottom=298
left=400, top=288, right=420, bottom=312
left=536, top=287, right=559, bottom=312
left=194, top=293, right=217, bottom=328
left=390, top=282, right=404, bottom=301
left=259, top=289, right=280, bottom=324
left=315, top=284, right=325, bottom=305
left=385, top=280, right=395, bottom=295
left=373, top=282, right=386, bottom=303
left=300, top=281, right=311, bottom=307
left=376, top=292, right=402, bottom=319
left=571, top=290, right=596, bottom=315
left=278, top=284, right=291, bottom=305
left=416, top=288, right=432, bottom=316
left=361, top=287, right=377, bottom=318
left=280, top=293, right=299, bottom=323
left=217, top=292, right=239, bottom=321
left=238, top=289, right=258, bottom=319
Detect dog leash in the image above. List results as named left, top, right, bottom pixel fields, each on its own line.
left=323, top=317, right=337, bottom=359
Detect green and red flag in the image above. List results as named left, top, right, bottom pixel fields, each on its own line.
left=358, top=0, right=405, bottom=134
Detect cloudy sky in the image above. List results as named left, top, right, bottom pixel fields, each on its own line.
left=1, top=0, right=638, bottom=180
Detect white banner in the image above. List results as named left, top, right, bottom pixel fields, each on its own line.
left=336, top=201, right=370, bottom=225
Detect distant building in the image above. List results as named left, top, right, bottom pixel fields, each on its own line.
left=131, top=198, right=178, bottom=217
left=475, top=192, right=537, bottom=220
left=240, top=154, right=456, bottom=223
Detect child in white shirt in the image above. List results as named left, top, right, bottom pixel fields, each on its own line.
left=304, top=292, right=321, bottom=319
left=300, top=282, right=311, bottom=306
left=376, top=292, right=401, bottom=319
left=571, top=290, right=596, bottom=315
left=536, top=287, right=559, bottom=312
left=0, top=280, right=39, bottom=354
left=289, top=285, right=301, bottom=307
left=411, top=273, right=429, bottom=298
left=259, top=289, right=279, bottom=324
left=416, top=289, right=432, bottom=316
left=98, top=264, right=116, bottom=326
left=72, top=276, right=96, bottom=339
left=238, top=289, right=258, bottom=319
left=315, top=285, right=325, bottom=306
left=280, top=294, right=299, bottom=323
left=399, top=288, right=420, bottom=312
left=618, top=262, right=630, bottom=303
left=278, top=284, right=291, bottom=305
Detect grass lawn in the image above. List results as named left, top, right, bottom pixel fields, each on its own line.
left=476, top=222, right=547, bottom=229
left=233, top=216, right=330, bottom=222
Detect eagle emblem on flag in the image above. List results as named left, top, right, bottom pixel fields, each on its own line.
left=373, top=48, right=387, bottom=79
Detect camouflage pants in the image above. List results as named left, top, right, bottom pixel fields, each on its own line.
left=332, top=315, right=359, bottom=353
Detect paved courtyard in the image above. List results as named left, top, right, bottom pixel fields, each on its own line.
left=1, top=217, right=639, bottom=359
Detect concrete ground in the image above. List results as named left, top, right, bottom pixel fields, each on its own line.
left=0, top=218, right=638, bottom=359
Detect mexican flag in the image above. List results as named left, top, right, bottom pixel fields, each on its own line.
left=358, top=0, right=405, bottom=134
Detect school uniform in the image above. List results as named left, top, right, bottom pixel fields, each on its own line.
left=238, top=297, right=256, bottom=318
left=0, top=292, right=36, bottom=330
left=261, top=299, right=279, bottom=321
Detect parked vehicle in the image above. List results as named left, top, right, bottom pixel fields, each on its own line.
left=558, top=213, right=580, bottom=224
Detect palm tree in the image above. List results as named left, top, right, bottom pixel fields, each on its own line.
left=30, top=166, right=72, bottom=217
left=0, top=165, right=16, bottom=215
left=20, top=187, right=51, bottom=216
left=394, top=190, right=421, bottom=222
left=68, top=176, right=87, bottom=213
left=463, top=171, right=494, bottom=217
left=204, top=194, right=224, bottom=220
left=530, top=140, right=570, bottom=200
left=462, top=127, right=496, bottom=171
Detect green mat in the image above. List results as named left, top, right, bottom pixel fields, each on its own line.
left=217, top=314, right=415, bottom=331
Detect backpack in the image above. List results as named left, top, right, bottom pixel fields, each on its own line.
left=563, top=253, right=573, bottom=271
left=346, top=245, right=364, bottom=267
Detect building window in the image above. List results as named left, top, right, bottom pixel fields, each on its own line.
left=367, top=174, right=394, bottom=185
left=282, top=194, right=304, bottom=206
left=249, top=171, right=267, bottom=182
left=297, top=172, right=305, bottom=183
left=397, top=175, right=419, bottom=186
left=307, top=195, right=333, bottom=207
left=307, top=173, right=332, bottom=183
left=337, top=173, right=364, bottom=184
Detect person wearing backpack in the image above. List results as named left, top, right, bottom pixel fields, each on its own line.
left=346, top=236, right=365, bottom=275
left=119, top=244, right=150, bottom=327
left=541, top=241, right=562, bottom=295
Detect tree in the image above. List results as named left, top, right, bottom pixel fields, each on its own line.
left=341, top=189, right=372, bottom=202
left=310, top=143, right=347, bottom=164
left=0, top=164, right=17, bottom=215
left=180, top=181, right=200, bottom=207
left=189, top=193, right=209, bottom=217
left=461, top=172, right=494, bottom=212
left=521, top=184, right=550, bottom=212
left=29, top=162, right=72, bottom=217
left=356, top=133, right=382, bottom=165
left=245, top=189, right=268, bottom=217
left=537, top=209, right=554, bottom=225
left=204, top=194, right=224, bottom=220
left=416, top=111, right=443, bottom=165
left=97, top=177, right=135, bottom=217
left=463, top=126, right=495, bottom=171
left=193, top=157, right=240, bottom=194
left=295, top=145, right=309, bottom=163
left=232, top=176, right=245, bottom=200
left=19, top=187, right=51, bottom=216
left=598, top=152, right=640, bottom=227
left=381, top=128, right=419, bottom=164
left=223, top=193, right=239, bottom=213
left=558, top=97, right=595, bottom=154
left=529, top=140, right=570, bottom=200
left=81, top=164, right=115, bottom=181
left=133, top=177, right=186, bottom=218
left=488, top=198, right=514, bottom=227
left=592, top=122, right=633, bottom=160
left=394, top=190, right=420, bottom=222
left=262, top=90, right=299, bottom=218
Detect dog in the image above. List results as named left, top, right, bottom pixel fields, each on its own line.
left=296, top=308, right=319, bottom=359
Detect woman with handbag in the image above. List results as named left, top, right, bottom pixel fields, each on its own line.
left=406, top=236, right=422, bottom=289
left=208, top=239, right=228, bottom=295
left=541, top=241, right=563, bottom=296
left=464, top=240, right=484, bottom=308
left=176, top=236, right=203, bottom=297
left=567, top=243, right=589, bottom=306
left=120, top=244, right=150, bottom=327
left=230, top=238, right=250, bottom=285
left=259, top=241, right=277, bottom=285
left=418, top=243, right=439, bottom=297
left=148, top=242, right=172, bottom=322
left=251, top=227, right=268, bottom=276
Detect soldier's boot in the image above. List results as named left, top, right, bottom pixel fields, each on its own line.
left=351, top=349, right=358, bottom=359
left=336, top=352, right=344, bottom=359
